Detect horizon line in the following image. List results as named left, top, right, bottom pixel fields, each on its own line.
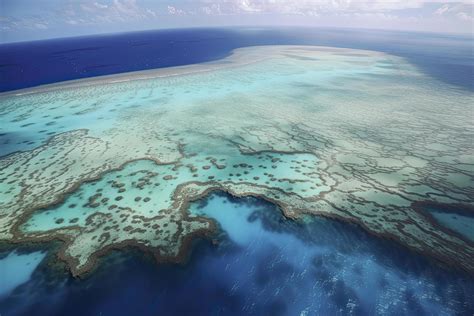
left=1, top=25, right=473, bottom=45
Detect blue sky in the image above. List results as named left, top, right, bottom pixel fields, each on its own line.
left=1, top=0, right=473, bottom=43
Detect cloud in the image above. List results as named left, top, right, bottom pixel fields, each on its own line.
left=34, top=23, right=48, bottom=30
left=0, top=0, right=163, bottom=34
left=65, top=0, right=159, bottom=24
left=201, top=4, right=223, bottom=15
left=434, top=3, right=473, bottom=21
left=168, top=5, right=186, bottom=15
left=239, top=0, right=262, bottom=12
left=94, top=2, right=109, bottom=9
left=205, top=0, right=473, bottom=16
left=0, top=13, right=51, bottom=32
left=457, top=12, right=473, bottom=20
left=146, top=8, right=157, bottom=17
left=0, top=0, right=472, bottom=43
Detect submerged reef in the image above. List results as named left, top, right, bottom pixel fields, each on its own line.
left=0, top=46, right=473, bottom=277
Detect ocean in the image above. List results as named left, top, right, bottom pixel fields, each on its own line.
left=2, top=192, right=473, bottom=315
left=1, top=27, right=472, bottom=92
left=0, top=27, right=473, bottom=316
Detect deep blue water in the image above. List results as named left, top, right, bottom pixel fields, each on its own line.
left=1, top=193, right=473, bottom=316
left=0, top=27, right=473, bottom=92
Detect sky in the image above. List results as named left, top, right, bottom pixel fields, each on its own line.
left=0, top=0, right=473, bottom=43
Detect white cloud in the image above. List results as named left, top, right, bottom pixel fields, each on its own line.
left=196, top=0, right=472, bottom=16
left=34, top=23, right=48, bottom=29
left=435, top=4, right=451, bottom=15
left=239, top=0, right=262, bottom=12
left=434, top=3, right=473, bottom=21
left=168, top=5, right=186, bottom=15
left=456, top=11, right=473, bottom=21
left=65, top=0, right=160, bottom=25
left=201, top=4, right=223, bottom=15
left=94, top=2, right=109, bottom=9
left=0, top=0, right=472, bottom=42
left=146, top=8, right=157, bottom=17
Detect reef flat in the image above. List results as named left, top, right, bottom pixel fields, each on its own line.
left=0, top=46, right=473, bottom=277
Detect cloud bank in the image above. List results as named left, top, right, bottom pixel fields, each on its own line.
left=0, top=0, right=472, bottom=42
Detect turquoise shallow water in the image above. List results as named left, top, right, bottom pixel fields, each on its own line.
left=421, top=204, right=474, bottom=242
left=431, top=212, right=474, bottom=242
left=0, top=251, right=45, bottom=298
left=21, top=151, right=324, bottom=234
left=0, top=48, right=392, bottom=157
